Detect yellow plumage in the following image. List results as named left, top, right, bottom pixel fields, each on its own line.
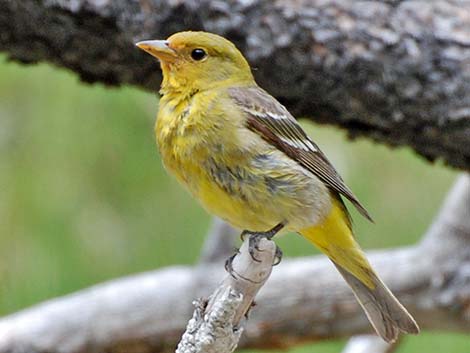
left=300, top=198, right=375, bottom=289
left=136, top=31, right=419, bottom=342
left=156, top=87, right=327, bottom=231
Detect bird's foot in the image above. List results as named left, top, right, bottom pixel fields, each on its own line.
left=241, top=223, right=285, bottom=265
left=224, top=251, right=239, bottom=279
left=273, top=246, right=283, bottom=266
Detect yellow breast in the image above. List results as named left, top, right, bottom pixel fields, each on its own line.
left=155, top=90, right=282, bottom=230
left=155, top=91, right=225, bottom=194
left=154, top=89, right=327, bottom=232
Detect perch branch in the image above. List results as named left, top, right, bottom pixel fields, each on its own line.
left=177, top=238, right=276, bottom=353
left=0, top=175, right=468, bottom=353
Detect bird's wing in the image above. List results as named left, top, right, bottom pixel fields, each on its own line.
left=229, top=86, right=373, bottom=222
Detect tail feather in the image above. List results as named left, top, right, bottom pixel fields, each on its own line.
left=299, top=197, right=419, bottom=342
left=333, top=263, right=419, bottom=342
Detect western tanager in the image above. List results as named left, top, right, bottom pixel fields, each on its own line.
left=136, top=31, right=419, bottom=342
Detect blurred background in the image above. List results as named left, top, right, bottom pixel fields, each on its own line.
left=0, top=57, right=467, bottom=352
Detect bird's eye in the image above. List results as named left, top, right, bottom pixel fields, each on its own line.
left=191, top=48, right=207, bottom=61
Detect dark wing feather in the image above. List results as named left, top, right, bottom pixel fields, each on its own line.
left=229, top=86, right=373, bottom=222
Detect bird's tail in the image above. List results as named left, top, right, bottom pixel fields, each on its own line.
left=299, top=198, right=419, bottom=342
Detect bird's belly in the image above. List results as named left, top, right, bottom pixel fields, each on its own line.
left=157, top=107, right=331, bottom=232
left=197, top=178, right=278, bottom=231
left=194, top=152, right=332, bottom=232
left=162, top=156, right=283, bottom=231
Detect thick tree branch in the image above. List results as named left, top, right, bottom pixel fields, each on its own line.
left=1, top=0, right=469, bottom=169
left=0, top=174, right=468, bottom=353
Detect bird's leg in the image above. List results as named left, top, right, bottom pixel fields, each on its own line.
left=225, top=223, right=284, bottom=277
left=242, top=222, right=285, bottom=264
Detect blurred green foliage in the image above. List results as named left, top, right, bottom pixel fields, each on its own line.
left=0, top=57, right=467, bottom=352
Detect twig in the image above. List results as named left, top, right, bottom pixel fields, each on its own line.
left=177, top=238, right=276, bottom=353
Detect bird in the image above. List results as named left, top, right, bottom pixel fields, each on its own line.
left=136, top=31, right=419, bottom=342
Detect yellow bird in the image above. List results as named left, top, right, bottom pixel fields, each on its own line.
left=136, top=31, right=419, bottom=342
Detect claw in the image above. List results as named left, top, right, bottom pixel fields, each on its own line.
left=240, top=230, right=249, bottom=241
left=248, top=234, right=262, bottom=263
left=224, top=252, right=238, bottom=279
left=273, top=245, right=283, bottom=266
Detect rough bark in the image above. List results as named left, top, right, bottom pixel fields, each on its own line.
left=0, top=0, right=469, bottom=169
left=0, top=174, right=468, bottom=353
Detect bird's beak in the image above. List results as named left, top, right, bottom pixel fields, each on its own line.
left=135, top=40, right=177, bottom=62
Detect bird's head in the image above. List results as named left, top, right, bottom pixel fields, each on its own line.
left=136, top=31, right=254, bottom=94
